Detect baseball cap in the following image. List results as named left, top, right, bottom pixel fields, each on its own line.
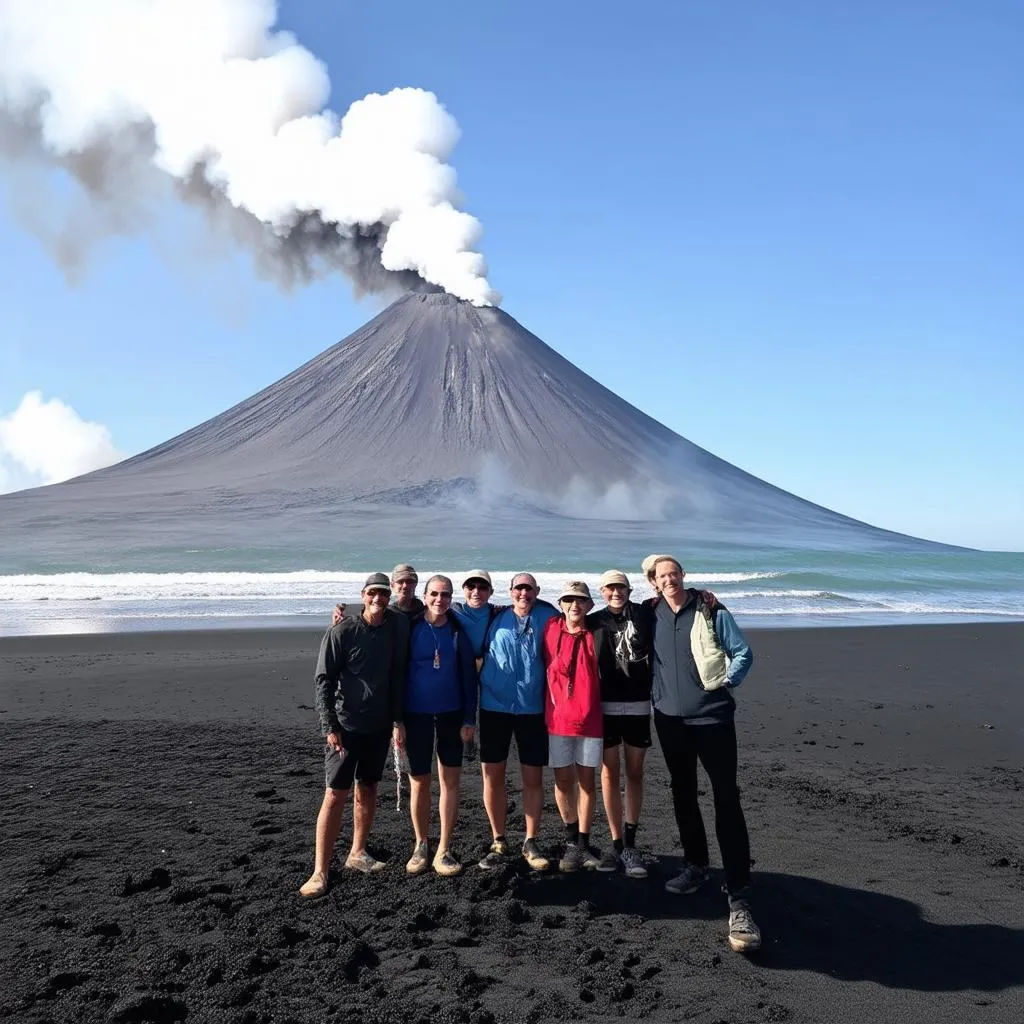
left=599, top=569, right=630, bottom=588
left=510, top=571, right=538, bottom=589
left=559, top=580, right=593, bottom=602
left=462, top=570, right=493, bottom=588
left=363, top=572, right=392, bottom=593
left=391, top=563, right=418, bottom=583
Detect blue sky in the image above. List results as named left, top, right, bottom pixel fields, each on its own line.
left=1, top=1, right=1021, bottom=550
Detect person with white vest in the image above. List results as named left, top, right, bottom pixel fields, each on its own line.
left=649, top=556, right=759, bottom=953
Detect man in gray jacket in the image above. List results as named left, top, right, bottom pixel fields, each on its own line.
left=650, top=556, right=759, bottom=953
left=299, top=573, right=409, bottom=898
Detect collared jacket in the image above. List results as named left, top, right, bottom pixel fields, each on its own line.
left=479, top=602, right=560, bottom=714
left=651, top=590, right=753, bottom=724
left=314, top=608, right=409, bottom=735
left=542, top=617, right=603, bottom=738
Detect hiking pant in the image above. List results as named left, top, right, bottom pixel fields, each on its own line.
left=653, top=712, right=751, bottom=895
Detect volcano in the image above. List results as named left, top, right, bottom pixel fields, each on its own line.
left=0, top=292, right=932, bottom=571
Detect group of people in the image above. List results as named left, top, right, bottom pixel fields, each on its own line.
left=299, top=557, right=761, bottom=954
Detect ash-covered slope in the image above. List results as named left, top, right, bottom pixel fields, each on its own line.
left=0, top=292, right=931, bottom=569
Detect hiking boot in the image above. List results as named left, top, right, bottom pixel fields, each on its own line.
left=596, top=849, right=619, bottom=872
left=620, top=846, right=648, bottom=879
left=558, top=842, right=585, bottom=873
left=433, top=849, right=463, bottom=877
left=345, top=851, right=386, bottom=875
left=580, top=846, right=602, bottom=871
left=664, top=860, right=710, bottom=894
left=522, top=838, right=550, bottom=872
left=405, top=840, right=429, bottom=875
left=728, top=904, right=762, bottom=952
left=478, top=838, right=508, bottom=870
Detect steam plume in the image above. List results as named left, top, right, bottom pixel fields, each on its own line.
left=0, top=0, right=499, bottom=305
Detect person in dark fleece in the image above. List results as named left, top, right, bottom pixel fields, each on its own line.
left=300, top=573, right=409, bottom=898
left=390, top=563, right=425, bottom=617
left=649, top=556, right=758, bottom=953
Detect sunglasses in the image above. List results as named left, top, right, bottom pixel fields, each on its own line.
left=465, top=582, right=492, bottom=591
left=512, top=584, right=536, bottom=592
left=561, top=596, right=588, bottom=604
left=427, top=590, right=453, bottom=599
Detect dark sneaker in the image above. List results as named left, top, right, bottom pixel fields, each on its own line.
left=405, top=840, right=429, bottom=875
left=664, top=860, right=710, bottom=894
left=559, top=842, right=585, bottom=873
left=620, top=846, right=648, bottom=879
left=596, top=849, right=619, bottom=872
left=728, top=905, right=762, bottom=952
left=432, top=849, right=463, bottom=877
left=522, top=838, right=550, bottom=872
left=478, top=838, right=508, bottom=870
left=345, top=851, right=386, bottom=875
left=580, top=846, right=601, bottom=871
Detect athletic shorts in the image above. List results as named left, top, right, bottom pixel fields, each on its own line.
left=478, top=709, right=548, bottom=767
left=548, top=734, right=603, bottom=769
left=603, top=713, right=652, bottom=750
left=323, top=729, right=391, bottom=790
left=404, top=709, right=465, bottom=776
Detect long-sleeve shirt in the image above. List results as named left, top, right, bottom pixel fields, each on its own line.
left=651, top=590, right=753, bottom=724
left=542, top=617, right=603, bottom=738
left=314, top=609, right=409, bottom=735
left=450, top=601, right=495, bottom=657
left=405, top=616, right=478, bottom=724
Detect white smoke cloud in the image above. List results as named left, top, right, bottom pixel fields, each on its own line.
left=0, top=391, right=123, bottom=489
left=0, top=0, right=498, bottom=305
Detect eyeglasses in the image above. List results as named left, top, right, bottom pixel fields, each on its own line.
left=512, top=584, right=535, bottom=592
left=465, top=582, right=492, bottom=591
left=427, top=590, right=453, bottom=599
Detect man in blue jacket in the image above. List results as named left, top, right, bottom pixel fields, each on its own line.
left=475, top=571, right=559, bottom=871
left=650, top=556, right=760, bottom=953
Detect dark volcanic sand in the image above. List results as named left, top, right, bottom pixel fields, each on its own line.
left=1, top=624, right=1022, bottom=1024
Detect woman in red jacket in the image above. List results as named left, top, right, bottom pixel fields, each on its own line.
left=542, top=581, right=604, bottom=872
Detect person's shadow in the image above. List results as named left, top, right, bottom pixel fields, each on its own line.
left=520, top=865, right=1024, bottom=993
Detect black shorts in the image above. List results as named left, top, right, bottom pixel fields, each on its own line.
left=323, top=729, right=391, bottom=790
left=479, top=709, right=548, bottom=767
left=404, top=709, right=465, bottom=776
left=603, top=713, right=652, bottom=750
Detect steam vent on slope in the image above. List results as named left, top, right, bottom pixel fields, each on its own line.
left=0, top=293, right=935, bottom=570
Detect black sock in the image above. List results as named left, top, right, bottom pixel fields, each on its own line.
left=613, top=838, right=624, bottom=855
left=494, top=834, right=506, bottom=845
left=565, top=820, right=579, bottom=845
left=624, top=822, right=638, bottom=848
left=579, top=831, right=590, bottom=851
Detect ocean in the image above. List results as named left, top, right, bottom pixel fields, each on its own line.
left=2, top=546, right=1022, bottom=637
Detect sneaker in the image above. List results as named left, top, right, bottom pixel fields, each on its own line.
left=620, top=846, right=648, bottom=879
left=432, top=849, right=463, bottom=877
left=580, top=846, right=602, bottom=871
left=478, top=838, right=508, bottom=870
left=596, top=849, right=619, bottom=872
left=345, top=851, right=386, bottom=875
left=728, top=904, right=762, bottom=952
left=405, top=840, right=429, bottom=875
left=664, top=860, right=710, bottom=894
left=558, top=842, right=585, bottom=873
left=522, top=838, right=550, bottom=872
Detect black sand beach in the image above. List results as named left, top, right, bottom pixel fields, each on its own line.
left=2, top=624, right=1022, bottom=1023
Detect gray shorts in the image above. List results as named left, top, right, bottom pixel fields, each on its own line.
left=548, top=734, right=603, bottom=769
